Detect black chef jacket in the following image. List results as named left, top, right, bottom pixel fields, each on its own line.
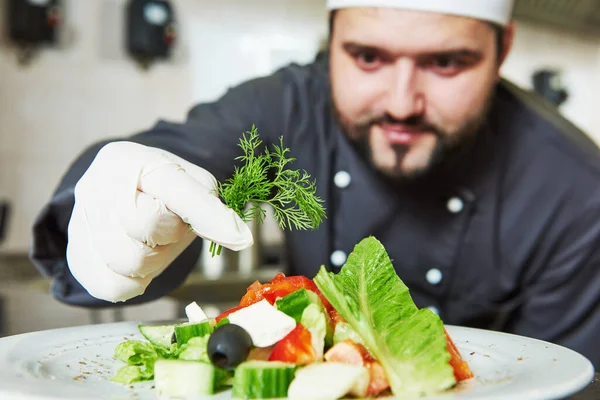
left=30, top=55, right=600, bottom=369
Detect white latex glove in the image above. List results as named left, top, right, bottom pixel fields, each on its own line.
left=66, top=141, right=253, bottom=302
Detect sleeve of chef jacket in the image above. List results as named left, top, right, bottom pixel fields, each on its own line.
left=508, top=195, right=600, bottom=370
left=29, top=65, right=298, bottom=308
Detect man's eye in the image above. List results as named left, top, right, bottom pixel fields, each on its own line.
left=427, top=55, right=466, bottom=76
left=434, top=56, right=455, bottom=68
left=355, top=52, right=382, bottom=71
left=359, top=52, right=378, bottom=63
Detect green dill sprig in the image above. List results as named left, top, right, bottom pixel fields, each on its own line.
left=208, top=125, right=326, bottom=256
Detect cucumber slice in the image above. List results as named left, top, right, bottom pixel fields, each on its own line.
left=232, top=360, right=297, bottom=399
left=301, top=303, right=327, bottom=360
left=174, top=321, right=213, bottom=345
left=154, top=359, right=216, bottom=397
left=138, top=324, right=175, bottom=348
left=275, top=288, right=319, bottom=322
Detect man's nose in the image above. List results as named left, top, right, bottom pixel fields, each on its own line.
left=386, top=59, right=425, bottom=120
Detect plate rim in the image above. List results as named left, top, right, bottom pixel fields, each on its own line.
left=0, top=321, right=594, bottom=400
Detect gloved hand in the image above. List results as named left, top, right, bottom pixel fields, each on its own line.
left=66, top=141, right=253, bottom=303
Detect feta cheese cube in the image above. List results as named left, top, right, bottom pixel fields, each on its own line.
left=228, top=299, right=296, bottom=347
left=185, top=302, right=208, bottom=323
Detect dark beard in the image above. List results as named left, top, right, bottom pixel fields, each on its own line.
left=332, top=96, right=494, bottom=185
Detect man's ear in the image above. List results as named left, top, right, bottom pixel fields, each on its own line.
left=499, top=20, right=516, bottom=69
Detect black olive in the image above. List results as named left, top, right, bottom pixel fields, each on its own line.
left=171, top=331, right=177, bottom=345
left=207, top=324, right=253, bottom=370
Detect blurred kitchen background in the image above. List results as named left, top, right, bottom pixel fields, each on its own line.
left=0, top=0, right=599, bottom=337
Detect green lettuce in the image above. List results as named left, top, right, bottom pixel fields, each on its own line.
left=177, top=336, right=211, bottom=362
left=313, top=236, right=456, bottom=398
left=111, top=340, right=158, bottom=384
left=333, top=322, right=366, bottom=347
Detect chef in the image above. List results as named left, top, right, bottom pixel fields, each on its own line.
left=30, top=0, right=600, bottom=368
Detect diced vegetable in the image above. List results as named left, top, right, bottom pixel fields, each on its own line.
left=154, top=360, right=217, bottom=397
left=287, top=362, right=370, bottom=400
left=138, top=324, right=175, bottom=349
left=215, top=317, right=230, bottom=328
left=313, top=236, right=456, bottom=397
left=247, top=345, right=275, bottom=361
left=300, top=303, right=327, bottom=360
left=268, top=324, right=316, bottom=365
left=207, top=324, right=253, bottom=370
left=185, top=301, right=208, bottom=323
left=177, top=336, right=210, bottom=362
left=232, top=360, right=297, bottom=399
left=445, top=328, right=474, bottom=381
left=227, top=299, right=296, bottom=348
left=111, top=340, right=158, bottom=384
left=239, top=273, right=333, bottom=313
left=275, top=288, right=319, bottom=322
left=174, top=321, right=213, bottom=345
left=333, top=321, right=366, bottom=347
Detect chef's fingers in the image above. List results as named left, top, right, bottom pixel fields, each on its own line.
left=114, top=189, right=190, bottom=247
left=81, top=196, right=174, bottom=278
left=139, top=162, right=254, bottom=251
left=66, top=202, right=154, bottom=303
left=165, top=153, right=219, bottom=192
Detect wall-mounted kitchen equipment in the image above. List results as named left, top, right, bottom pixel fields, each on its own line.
left=5, top=0, right=62, bottom=65
left=532, top=69, right=569, bottom=108
left=126, top=0, right=177, bottom=69
left=513, top=0, right=600, bottom=37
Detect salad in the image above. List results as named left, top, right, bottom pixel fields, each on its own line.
left=111, top=236, right=473, bottom=399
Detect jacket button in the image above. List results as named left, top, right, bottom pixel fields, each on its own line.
left=447, top=196, right=464, bottom=213
left=330, top=250, right=347, bottom=267
left=426, top=268, right=443, bottom=285
left=334, top=171, right=351, bottom=189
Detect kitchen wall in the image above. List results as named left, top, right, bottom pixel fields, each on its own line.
left=1, top=1, right=600, bottom=254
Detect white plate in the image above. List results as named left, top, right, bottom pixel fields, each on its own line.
left=0, top=322, right=593, bottom=400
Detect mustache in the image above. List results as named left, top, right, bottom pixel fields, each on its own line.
left=359, top=114, right=442, bottom=135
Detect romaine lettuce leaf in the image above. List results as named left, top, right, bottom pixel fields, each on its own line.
left=111, top=340, right=158, bottom=384
left=114, top=340, right=157, bottom=365
left=333, top=322, right=366, bottom=347
left=111, top=364, right=153, bottom=384
left=177, top=335, right=211, bottom=362
left=314, top=236, right=456, bottom=398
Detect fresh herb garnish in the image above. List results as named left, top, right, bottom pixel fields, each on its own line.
left=208, top=125, right=326, bottom=256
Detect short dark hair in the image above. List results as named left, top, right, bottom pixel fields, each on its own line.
left=328, top=11, right=505, bottom=61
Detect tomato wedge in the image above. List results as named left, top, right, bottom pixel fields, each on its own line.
left=445, top=328, right=474, bottom=381
left=268, top=324, right=316, bottom=365
left=238, top=273, right=333, bottom=313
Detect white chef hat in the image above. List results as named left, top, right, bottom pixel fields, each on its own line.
left=326, top=0, right=515, bottom=26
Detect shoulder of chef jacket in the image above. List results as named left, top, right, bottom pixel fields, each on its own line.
left=30, top=54, right=600, bottom=370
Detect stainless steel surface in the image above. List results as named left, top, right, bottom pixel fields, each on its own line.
left=0, top=253, right=283, bottom=337
left=0, top=253, right=41, bottom=281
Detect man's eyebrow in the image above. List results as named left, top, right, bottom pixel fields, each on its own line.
left=343, top=42, right=385, bottom=54
left=342, top=41, right=483, bottom=59
left=424, top=49, right=483, bottom=60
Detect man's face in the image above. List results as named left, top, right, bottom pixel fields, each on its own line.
left=330, top=8, right=509, bottom=181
